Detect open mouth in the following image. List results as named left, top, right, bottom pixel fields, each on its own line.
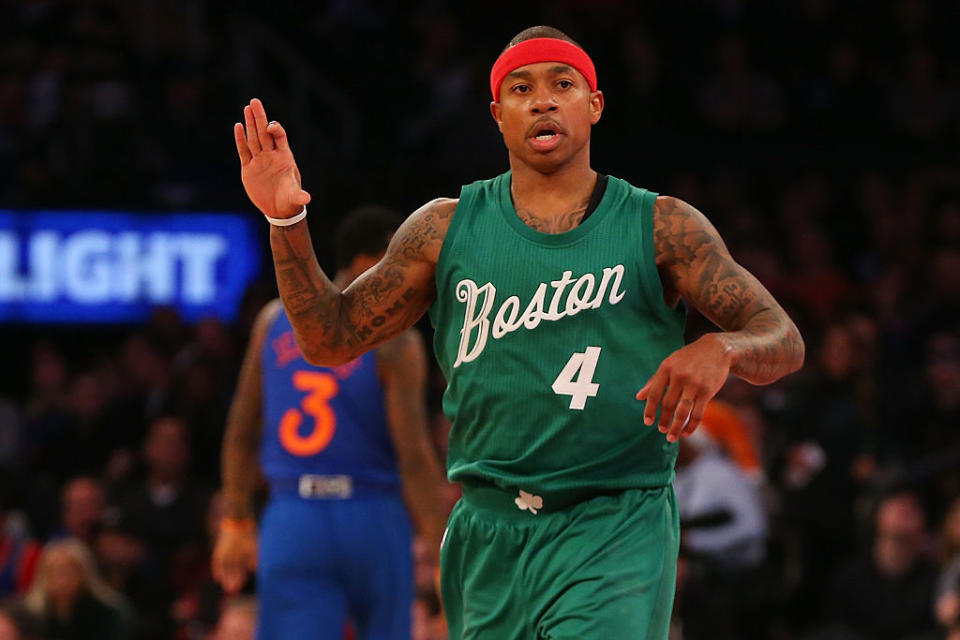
left=528, top=120, right=564, bottom=151
left=529, top=121, right=562, bottom=140
left=533, top=127, right=558, bottom=141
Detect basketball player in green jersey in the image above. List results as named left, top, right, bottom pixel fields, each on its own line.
left=234, top=25, right=804, bottom=640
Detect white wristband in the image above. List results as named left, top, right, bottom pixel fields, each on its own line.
left=264, top=207, right=307, bottom=227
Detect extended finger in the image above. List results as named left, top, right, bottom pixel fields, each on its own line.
left=637, top=371, right=667, bottom=426
left=267, top=120, right=290, bottom=152
left=682, top=397, right=709, bottom=436
left=234, top=123, right=252, bottom=164
left=666, top=394, right=694, bottom=442
left=250, top=98, right=275, bottom=151
left=657, top=379, right=683, bottom=433
left=243, top=105, right=261, bottom=153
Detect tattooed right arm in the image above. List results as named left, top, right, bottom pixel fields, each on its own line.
left=269, top=197, right=457, bottom=365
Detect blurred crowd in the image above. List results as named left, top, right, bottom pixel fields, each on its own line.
left=1, top=0, right=960, bottom=639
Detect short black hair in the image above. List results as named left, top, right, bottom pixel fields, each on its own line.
left=503, top=26, right=581, bottom=53
left=334, top=205, right=404, bottom=270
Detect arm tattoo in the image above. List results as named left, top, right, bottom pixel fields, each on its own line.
left=654, top=196, right=805, bottom=384
left=269, top=198, right=455, bottom=364
left=515, top=198, right=590, bottom=234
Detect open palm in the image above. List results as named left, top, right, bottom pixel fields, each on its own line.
left=234, top=98, right=311, bottom=220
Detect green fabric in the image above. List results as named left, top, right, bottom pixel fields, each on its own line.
left=440, top=485, right=680, bottom=639
left=429, top=172, right=687, bottom=493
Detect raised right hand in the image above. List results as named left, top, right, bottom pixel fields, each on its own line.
left=211, top=527, right=258, bottom=594
left=234, top=98, right=311, bottom=220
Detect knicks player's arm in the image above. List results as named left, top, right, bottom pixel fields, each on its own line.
left=377, top=329, right=449, bottom=562
left=220, top=300, right=278, bottom=520
left=213, top=300, right=278, bottom=593
left=270, top=198, right=457, bottom=366
left=638, top=196, right=804, bottom=442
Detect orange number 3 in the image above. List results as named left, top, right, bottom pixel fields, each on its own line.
left=278, top=371, right=339, bottom=456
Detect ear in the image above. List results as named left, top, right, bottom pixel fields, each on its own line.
left=589, top=90, right=604, bottom=125
left=490, top=101, right=504, bottom=133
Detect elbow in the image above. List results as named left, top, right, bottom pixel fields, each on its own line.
left=788, top=324, right=805, bottom=373
left=298, top=340, right=355, bottom=367
left=300, top=345, right=352, bottom=367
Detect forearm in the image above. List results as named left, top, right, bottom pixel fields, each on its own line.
left=270, top=222, right=350, bottom=365
left=398, top=449, right=448, bottom=553
left=221, top=415, right=262, bottom=521
left=716, top=307, right=805, bottom=385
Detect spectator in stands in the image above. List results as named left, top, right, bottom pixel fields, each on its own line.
left=21, top=343, right=71, bottom=486
left=817, top=492, right=938, bottom=639
left=674, top=429, right=768, bottom=639
left=118, top=416, right=209, bottom=573
left=58, top=476, right=105, bottom=546
left=171, top=491, right=230, bottom=638
left=24, top=538, right=131, bottom=640
left=936, top=497, right=960, bottom=633
left=0, top=481, right=39, bottom=598
left=94, top=508, right=170, bottom=640
left=778, top=321, right=874, bottom=627
left=699, top=398, right=764, bottom=483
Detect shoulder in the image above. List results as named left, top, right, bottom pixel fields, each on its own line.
left=652, top=195, right=727, bottom=268
left=392, top=198, right=459, bottom=265
left=255, top=298, right=284, bottom=327
left=250, top=299, right=284, bottom=344
left=404, top=198, right=459, bottom=233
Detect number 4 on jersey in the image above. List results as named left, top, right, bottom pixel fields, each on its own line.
left=552, top=347, right=602, bottom=410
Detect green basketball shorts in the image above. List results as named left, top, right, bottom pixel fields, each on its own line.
left=439, top=482, right=679, bottom=639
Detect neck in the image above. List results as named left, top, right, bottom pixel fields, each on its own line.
left=508, top=149, right=596, bottom=217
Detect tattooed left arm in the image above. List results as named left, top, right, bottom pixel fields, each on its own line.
left=637, top=196, right=804, bottom=442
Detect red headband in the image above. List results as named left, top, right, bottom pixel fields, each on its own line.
left=490, top=38, right=597, bottom=101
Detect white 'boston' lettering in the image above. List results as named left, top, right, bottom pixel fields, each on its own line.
left=589, top=265, right=626, bottom=308
left=453, top=280, right=497, bottom=367
left=451, top=264, right=628, bottom=368
left=565, top=273, right=595, bottom=316
left=492, top=295, right=522, bottom=339
left=522, top=283, right=549, bottom=330
left=547, top=270, right=576, bottom=319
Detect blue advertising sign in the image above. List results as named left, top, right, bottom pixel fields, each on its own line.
left=0, top=211, right=263, bottom=323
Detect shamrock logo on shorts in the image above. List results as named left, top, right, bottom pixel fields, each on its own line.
left=515, top=490, right=544, bottom=515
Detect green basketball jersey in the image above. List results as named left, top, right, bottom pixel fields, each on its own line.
left=429, top=171, right=687, bottom=493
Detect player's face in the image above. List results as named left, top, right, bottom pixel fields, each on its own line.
left=490, top=62, right=604, bottom=172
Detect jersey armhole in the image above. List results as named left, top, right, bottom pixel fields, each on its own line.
left=638, top=189, right=686, bottom=322
left=431, top=182, right=477, bottom=314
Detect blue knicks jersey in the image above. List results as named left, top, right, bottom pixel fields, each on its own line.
left=260, top=309, right=401, bottom=489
